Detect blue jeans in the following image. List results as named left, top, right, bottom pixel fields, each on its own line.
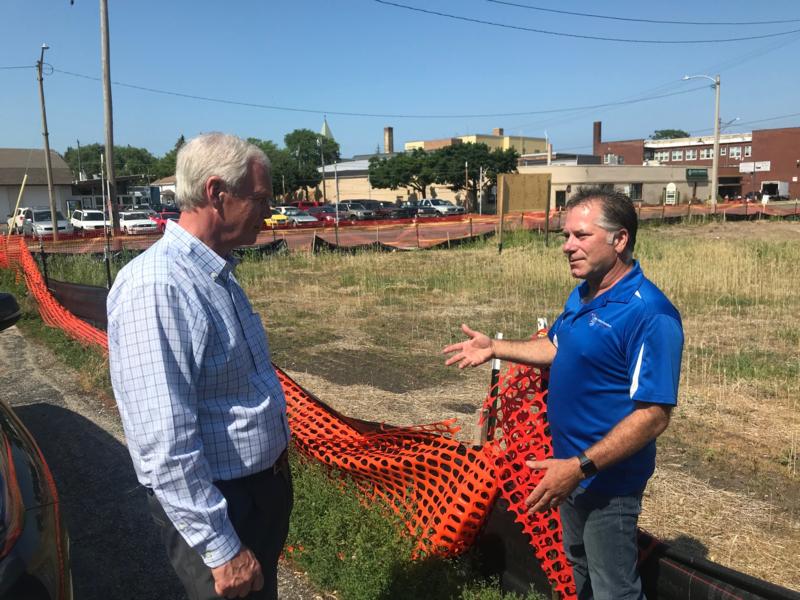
left=559, top=485, right=644, bottom=600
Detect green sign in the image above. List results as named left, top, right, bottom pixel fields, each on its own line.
left=686, top=168, right=708, bottom=182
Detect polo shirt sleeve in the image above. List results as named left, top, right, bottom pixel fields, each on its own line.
left=627, top=313, right=683, bottom=405
left=547, top=313, right=565, bottom=345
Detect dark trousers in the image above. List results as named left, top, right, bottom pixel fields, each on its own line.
left=147, top=457, right=293, bottom=600
left=559, top=485, right=644, bottom=600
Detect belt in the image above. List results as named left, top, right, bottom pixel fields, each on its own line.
left=145, top=448, right=290, bottom=496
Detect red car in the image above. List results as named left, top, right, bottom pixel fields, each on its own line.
left=289, top=201, right=323, bottom=211
left=149, top=210, right=180, bottom=233
left=307, top=204, right=347, bottom=224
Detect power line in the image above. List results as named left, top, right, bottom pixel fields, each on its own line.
left=0, top=65, right=34, bottom=70
left=483, top=0, right=800, bottom=26
left=52, top=67, right=707, bottom=119
left=373, top=0, right=800, bottom=43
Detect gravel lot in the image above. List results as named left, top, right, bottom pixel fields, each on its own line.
left=0, top=325, right=323, bottom=600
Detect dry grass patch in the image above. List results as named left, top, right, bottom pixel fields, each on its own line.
left=236, top=222, right=800, bottom=592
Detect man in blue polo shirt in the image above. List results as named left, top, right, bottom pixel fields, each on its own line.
left=443, top=187, right=683, bottom=599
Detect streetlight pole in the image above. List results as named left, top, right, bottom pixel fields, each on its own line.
left=684, top=74, right=720, bottom=205
left=36, top=43, right=58, bottom=241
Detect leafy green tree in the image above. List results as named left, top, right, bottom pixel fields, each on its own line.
left=248, top=138, right=300, bottom=201
left=284, top=129, right=340, bottom=199
left=432, top=143, right=518, bottom=211
left=63, top=143, right=160, bottom=181
left=651, top=129, right=690, bottom=140
left=368, top=149, right=436, bottom=198
left=152, top=135, right=186, bottom=179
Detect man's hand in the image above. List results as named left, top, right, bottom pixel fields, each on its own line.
left=524, top=458, right=583, bottom=514
left=443, top=324, right=494, bottom=369
left=211, top=547, right=263, bottom=599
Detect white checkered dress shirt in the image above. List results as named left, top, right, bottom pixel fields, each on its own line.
left=108, top=220, right=289, bottom=568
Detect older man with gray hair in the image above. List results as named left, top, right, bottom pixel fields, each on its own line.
left=108, top=132, right=291, bottom=599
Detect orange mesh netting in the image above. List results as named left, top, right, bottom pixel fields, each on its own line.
left=0, top=236, right=575, bottom=598
left=277, top=365, right=499, bottom=557
left=483, top=363, right=575, bottom=598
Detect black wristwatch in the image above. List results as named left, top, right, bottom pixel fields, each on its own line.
left=577, top=452, right=598, bottom=478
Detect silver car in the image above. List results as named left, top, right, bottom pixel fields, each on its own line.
left=22, top=208, right=73, bottom=236
left=339, top=202, right=376, bottom=220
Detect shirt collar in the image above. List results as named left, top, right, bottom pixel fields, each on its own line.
left=164, top=220, right=238, bottom=282
left=578, top=260, right=643, bottom=305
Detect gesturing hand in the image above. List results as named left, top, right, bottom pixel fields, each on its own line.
left=211, top=547, right=263, bottom=599
left=442, top=324, right=494, bottom=369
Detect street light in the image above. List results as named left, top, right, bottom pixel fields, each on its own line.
left=683, top=74, right=720, bottom=205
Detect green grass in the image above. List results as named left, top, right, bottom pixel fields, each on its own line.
left=288, top=454, right=544, bottom=600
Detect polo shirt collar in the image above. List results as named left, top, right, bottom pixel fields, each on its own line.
left=578, top=260, right=643, bottom=306
left=164, top=220, right=238, bottom=282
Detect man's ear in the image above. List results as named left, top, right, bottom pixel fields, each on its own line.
left=205, top=176, right=225, bottom=210
left=612, top=228, right=630, bottom=254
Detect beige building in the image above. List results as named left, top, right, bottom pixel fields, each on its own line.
left=319, top=159, right=460, bottom=204
left=517, top=164, right=711, bottom=207
left=405, top=127, right=546, bottom=155
left=0, top=148, right=73, bottom=221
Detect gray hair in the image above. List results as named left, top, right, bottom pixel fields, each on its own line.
left=565, top=186, right=638, bottom=259
left=175, top=133, right=270, bottom=210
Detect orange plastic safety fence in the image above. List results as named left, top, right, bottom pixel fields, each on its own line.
left=483, top=363, right=576, bottom=599
left=277, top=365, right=499, bottom=557
left=1, top=237, right=108, bottom=352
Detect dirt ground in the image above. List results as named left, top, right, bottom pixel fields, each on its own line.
left=279, top=220, right=800, bottom=593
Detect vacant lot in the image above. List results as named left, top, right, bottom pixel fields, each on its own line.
left=235, top=219, right=799, bottom=592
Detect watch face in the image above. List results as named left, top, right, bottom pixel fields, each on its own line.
left=579, top=454, right=598, bottom=477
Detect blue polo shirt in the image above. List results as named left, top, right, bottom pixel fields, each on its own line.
left=547, top=261, right=683, bottom=496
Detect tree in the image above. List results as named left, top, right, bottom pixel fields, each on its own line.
left=63, top=143, right=159, bottom=181
left=431, top=143, right=518, bottom=211
left=247, top=138, right=300, bottom=200
left=152, top=135, right=186, bottom=179
left=368, top=149, right=436, bottom=198
left=651, top=129, right=690, bottom=140
left=283, top=129, right=340, bottom=199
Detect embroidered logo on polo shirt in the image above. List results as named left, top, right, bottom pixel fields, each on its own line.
left=588, top=312, right=612, bottom=328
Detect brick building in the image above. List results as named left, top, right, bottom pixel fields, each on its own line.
left=593, top=121, right=800, bottom=199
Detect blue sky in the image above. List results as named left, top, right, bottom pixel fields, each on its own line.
left=2, top=0, right=800, bottom=160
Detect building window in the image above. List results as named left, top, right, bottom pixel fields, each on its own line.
left=720, top=147, right=726, bottom=156
left=672, top=150, right=683, bottom=161
left=654, top=150, right=669, bottom=162
left=629, top=183, right=643, bottom=201
left=745, top=145, right=752, bottom=157
left=604, top=153, right=621, bottom=165
left=700, top=148, right=713, bottom=159
left=685, top=149, right=697, bottom=160
left=729, top=146, right=742, bottom=159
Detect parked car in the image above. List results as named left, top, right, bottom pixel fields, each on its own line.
left=0, top=293, right=73, bottom=600
left=6, top=207, right=33, bottom=234
left=264, top=209, right=289, bottom=228
left=149, top=210, right=180, bottom=233
left=119, top=211, right=158, bottom=235
left=401, top=201, right=438, bottom=218
left=22, top=208, right=73, bottom=237
left=273, top=206, right=320, bottom=225
left=307, top=204, right=347, bottom=224
left=418, top=198, right=465, bottom=216
left=338, top=202, right=376, bottom=221
left=285, top=210, right=319, bottom=226
left=289, top=201, right=323, bottom=211
left=70, top=209, right=109, bottom=232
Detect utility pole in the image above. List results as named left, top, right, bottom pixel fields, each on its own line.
left=36, top=43, right=58, bottom=241
left=317, top=137, right=327, bottom=201
left=464, top=161, right=469, bottom=211
left=100, top=0, right=118, bottom=233
left=76, top=139, right=84, bottom=180
left=711, top=75, right=721, bottom=206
